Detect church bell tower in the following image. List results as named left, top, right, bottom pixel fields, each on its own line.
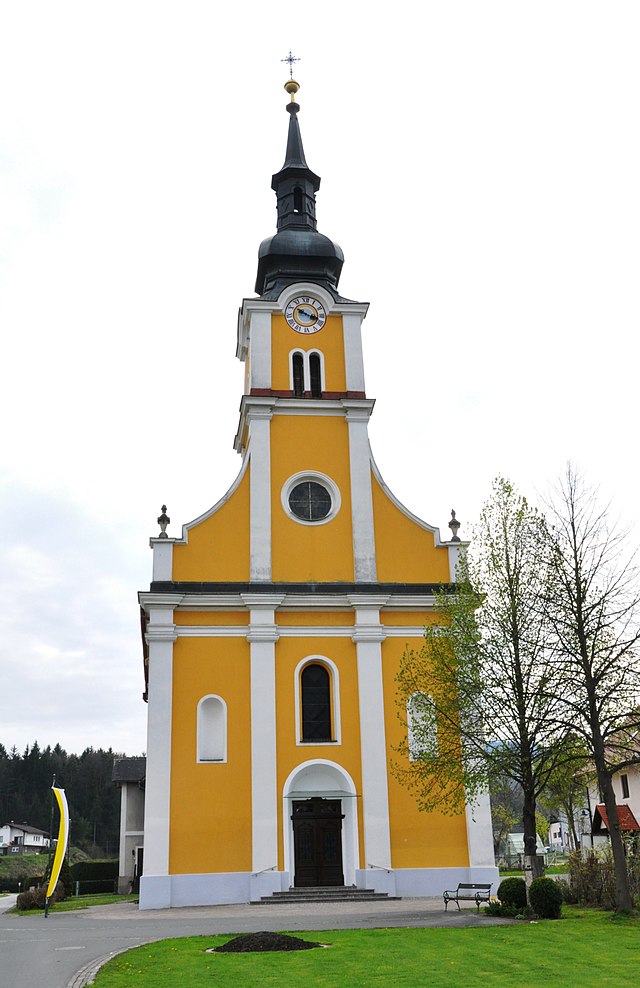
left=137, top=74, right=497, bottom=910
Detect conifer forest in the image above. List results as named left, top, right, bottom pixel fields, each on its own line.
left=0, top=742, right=130, bottom=857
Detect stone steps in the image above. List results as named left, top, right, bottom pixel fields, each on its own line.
left=253, top=885, right=400, bottom=904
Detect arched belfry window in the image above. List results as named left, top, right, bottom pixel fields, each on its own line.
left=407, top=692, right=438, bottom=762
left=301, top=664, right=332, bottom=742
left=292, top=352, right=304, bottom=397
left=309, top=352, right=322, bottom=398
left=293, top=186, right=303, bottom=214
left=197, top=695, right=227, bottom=762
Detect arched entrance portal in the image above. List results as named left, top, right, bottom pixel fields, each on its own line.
left=283, top=760, right=359, bottom=888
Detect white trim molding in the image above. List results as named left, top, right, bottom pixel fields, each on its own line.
left=249, top=606, right=279, bottom=873
left=293, top=655, right=342, bottom=746
left=281, top=470, right=342, bottom=527
left=282, top=759, right=360, bottom=887
left=353, top=605, right=391, bottom=868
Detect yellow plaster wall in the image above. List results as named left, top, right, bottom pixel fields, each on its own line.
left=277, top=612, right=354, bottom=627
left=271, top=415, right=354, bottom=582
left=172, top=466, right=251, bottom=582
left=381, top=636, right=469, bottom=868
left=372, top=476, right=451, bottom=584
left=169, top=637, right=252, bottom=874
left=174, top=612, right=250, bottom=626
left=274, top=636, right=364, bottom=871
left=271, top=314, right=346, bottom=392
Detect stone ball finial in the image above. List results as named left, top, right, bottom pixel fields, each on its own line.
left=449, top=509, right=461, bottom=542
left=157, top=505, right=170, bottom=539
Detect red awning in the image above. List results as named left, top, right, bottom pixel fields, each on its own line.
left=593, top=804, right=640, bottom=833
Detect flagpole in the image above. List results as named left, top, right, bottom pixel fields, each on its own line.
left=44, top=775, right=56, bottom=919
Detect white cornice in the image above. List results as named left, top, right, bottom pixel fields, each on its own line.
left=139, top=593, right=184, bottom=609
left=172, top=624, right=428, bottom=639
left=165, top=591, right=440, bottom=611
left=145, top=625, right=178, bottom=643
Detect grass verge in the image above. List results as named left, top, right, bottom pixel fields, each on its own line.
left=92, top=908, right=640, bottom=988
left=14, top=893, right=138, bottom=915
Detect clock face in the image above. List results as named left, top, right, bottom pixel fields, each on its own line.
left=285, top=295, right=327, bottom=334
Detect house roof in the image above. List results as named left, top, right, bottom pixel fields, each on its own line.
left=1, top=822, right=48, bottom=836
left=112, top=756, right=146, bottom=784
left=592, top=804, right=640, bottom=833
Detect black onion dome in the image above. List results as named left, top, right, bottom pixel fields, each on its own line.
left=255, top=87, right=344, bottom=299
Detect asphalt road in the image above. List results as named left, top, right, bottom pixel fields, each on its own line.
left=0, top=894, right=510, bottom=988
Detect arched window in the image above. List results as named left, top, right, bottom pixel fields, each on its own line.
left=309, top=352, right=322, bottom=397
left=301, top=664, right=332, bottom=742
left=197, top=695, right=227, bottom=762
left=293, top=186, right=303, bottom=214
left=292, top=352, right=305, bottom=397
left=407, top=692, right=438, bottom=761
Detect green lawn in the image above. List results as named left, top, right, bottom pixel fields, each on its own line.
left=92, top=909, right=640, bottom=988
left=14, top=893, right=137, bottom=915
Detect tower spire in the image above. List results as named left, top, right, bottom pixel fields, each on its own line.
left=255, top=73, right=344, bottom=298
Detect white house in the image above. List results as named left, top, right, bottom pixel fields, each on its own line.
left=0, top=822, right=50, bottom=854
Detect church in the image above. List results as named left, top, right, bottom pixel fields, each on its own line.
left=136, top=74, right=496, bottom=909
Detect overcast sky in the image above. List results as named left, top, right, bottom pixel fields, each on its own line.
left=1, top=2, right=639, bottom=757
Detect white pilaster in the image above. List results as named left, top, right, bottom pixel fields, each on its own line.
left=447, top=543, right=465, bottom=582
left=465, top=790, right=496, bottom=867
left=244, top=596, right=283, bottom=873
left=352, top=602, right=391, bottom=868
left=248, top=407, right=273, bottom=581
left=248, top=310, right=272, bottom=390
left=346, top=409, right=377, bottom=582
left=150, top=538, right=174, bottom=581
left=342, top=312, right=366, bottom=392
left=142, top=600, right=180, bottom=881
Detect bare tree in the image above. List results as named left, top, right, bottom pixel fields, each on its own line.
left=545, top=465, right=640, bottom=912
left=395, top=478, right=573, bottom=879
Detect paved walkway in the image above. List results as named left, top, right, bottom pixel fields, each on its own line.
left=0, top=896, right=511, bottom=988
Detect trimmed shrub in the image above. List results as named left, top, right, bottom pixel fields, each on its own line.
left=497, top=877, right=527, bottom=909
left=70, top=859, right=118, bottom=894
left=16, top=883, right=64, bottom=911
left=529, top=876, right=562, bottom=919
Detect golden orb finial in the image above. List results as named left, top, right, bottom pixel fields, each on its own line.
left=284, top=78, right=300, bottom=102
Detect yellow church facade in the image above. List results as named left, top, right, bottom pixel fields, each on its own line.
left=138, top=80, right=496, bottom=909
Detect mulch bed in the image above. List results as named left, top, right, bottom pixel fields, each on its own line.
left=213, top=931, right=323, bottom=953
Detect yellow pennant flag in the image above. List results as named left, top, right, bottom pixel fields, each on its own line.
left=46, top=787, right=69, bottom=902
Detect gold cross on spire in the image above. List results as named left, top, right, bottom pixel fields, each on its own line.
left=281, top=50, right=300, bottom=80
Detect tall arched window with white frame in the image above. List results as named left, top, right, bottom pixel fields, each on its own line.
left=197, top=695, right=227, bottom=762
left=309, top=352, right=322, bottom=397
left=407, top=692, right=438, bottom=761
left=292, top=351, right=305, bottom=397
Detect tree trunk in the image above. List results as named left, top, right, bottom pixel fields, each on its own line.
left=522, top=788, right=543, bottom=888
left=599, top=766, right=633, bottom=911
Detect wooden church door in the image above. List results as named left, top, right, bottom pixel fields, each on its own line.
left=292, top=798, right=345, bottom=887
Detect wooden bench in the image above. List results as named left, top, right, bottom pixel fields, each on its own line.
left=443, top=882, right=492, bottom=912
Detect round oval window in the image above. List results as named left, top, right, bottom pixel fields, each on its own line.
left=288, top=481, right=332, bottom=522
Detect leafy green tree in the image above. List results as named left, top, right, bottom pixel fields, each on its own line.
left=395, top=477, right=574, bottom=877
left=544, top=466, right=640, bottom=912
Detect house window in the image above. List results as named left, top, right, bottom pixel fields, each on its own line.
left=197, top=695, right=227, bottom=762
left=309, top=352, right=322, bottom=397
left=301, top=663, right=332, bottom=742
left=621, top=774, right=630, bottom=799
left=292, top=352, right=304, bottom=397
left=407, top=692, right=438, bottom=761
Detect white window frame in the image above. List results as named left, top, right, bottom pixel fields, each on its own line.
left=288, top=348, right=325, bottom=394
left=281, top=470, right=341, bottom=527
left=407, top=691, right=438, bottom=761
left=294, top=656, right=342, bottom=746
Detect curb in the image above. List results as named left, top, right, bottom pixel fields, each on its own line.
left=66, top=941, right=156, bottom=988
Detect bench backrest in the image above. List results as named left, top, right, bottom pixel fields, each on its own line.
left=457, top=883, right=492, bottom=891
